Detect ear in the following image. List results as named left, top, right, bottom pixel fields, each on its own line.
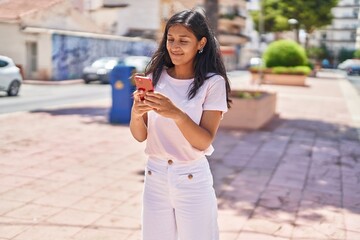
left=198, top=37, right=207, bottom=50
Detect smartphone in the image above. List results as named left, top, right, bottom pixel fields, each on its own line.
left=134, top=75, right=154, bottom=100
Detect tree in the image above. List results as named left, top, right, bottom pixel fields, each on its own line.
left=251, top=0, right=339, bottom=48
left=204, top=0, right=219, bottom=36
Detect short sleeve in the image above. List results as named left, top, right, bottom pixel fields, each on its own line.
left=203, top=75, right=228, bottom=114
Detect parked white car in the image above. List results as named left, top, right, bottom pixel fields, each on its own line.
left=0, top=55, right=23, bottom=96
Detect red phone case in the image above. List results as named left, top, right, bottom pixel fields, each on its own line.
left=134, top=76, right=154, bottom=100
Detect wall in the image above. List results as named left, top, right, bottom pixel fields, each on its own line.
left=116, top=0, right=160, bottom=34
left=0, top=23, right=27, bottom=66
left=51, top=33, right=157, bottom=80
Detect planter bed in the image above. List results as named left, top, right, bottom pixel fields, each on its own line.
left=220, top=90, right=277, bottom=130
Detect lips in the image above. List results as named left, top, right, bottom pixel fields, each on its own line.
left=169, top=50, right=182, bottom=55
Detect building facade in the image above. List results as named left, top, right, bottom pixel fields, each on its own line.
left=0, top=0, right=156, bottom=80
left=310, top=0, right=360, bottom=64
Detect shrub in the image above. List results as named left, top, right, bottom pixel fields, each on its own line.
left=235, top=91, right=263, bottom=99
left=354, top=49, right=360, bottom=59
left=272, top=66, right=312, bottom=75
left=263, top=40, right=308, bottom=67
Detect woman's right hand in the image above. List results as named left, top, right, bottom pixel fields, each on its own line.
left=132, top=90, right=153, bottom=118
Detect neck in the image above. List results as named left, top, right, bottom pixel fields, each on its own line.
left=169, top=66, right=194, bottom=79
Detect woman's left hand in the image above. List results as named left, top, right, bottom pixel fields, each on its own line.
left=143, top=92, right=184, bottom=120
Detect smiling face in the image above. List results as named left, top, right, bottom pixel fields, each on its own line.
left=166, top=24, right=206, bottom=69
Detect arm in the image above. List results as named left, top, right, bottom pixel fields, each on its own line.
left=174, top=110, right=222, bottom=151
left=129, top=91, right=153, bottom=142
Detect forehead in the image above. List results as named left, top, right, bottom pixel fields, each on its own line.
left=167, top=24, right=195, bottom=37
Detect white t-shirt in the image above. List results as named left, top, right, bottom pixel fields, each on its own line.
left=144, top=69, right=228, bottom=162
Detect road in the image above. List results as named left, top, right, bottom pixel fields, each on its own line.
left=347, top=75, right=360, bottom=93
left=1, top=70, right=358, bottom=115
left=0, top=82, right=111, bottom=114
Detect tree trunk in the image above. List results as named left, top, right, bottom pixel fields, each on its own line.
left=204, top=0, right=219, bottom=36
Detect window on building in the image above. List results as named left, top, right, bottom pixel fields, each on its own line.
left=351, top=31, right=356, bottom=40
left=353, top=8, right=359, bottom=17
left=26, top=42, right=37, bottom=73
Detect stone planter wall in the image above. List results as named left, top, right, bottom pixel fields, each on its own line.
left=251, top=72, right=307, bottom=86
left=220, top=90, right=277, bottom=130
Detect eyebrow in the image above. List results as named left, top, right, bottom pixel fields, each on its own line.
left=167, top=33, right=191, bottom=38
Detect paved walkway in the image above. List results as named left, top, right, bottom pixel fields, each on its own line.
left=0, top=71, right=360, bottom=240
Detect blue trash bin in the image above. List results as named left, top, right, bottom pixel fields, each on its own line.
left=109, top=65, right=135, bottom=124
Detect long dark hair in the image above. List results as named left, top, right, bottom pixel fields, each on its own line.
left=145, top=9, right=231, bottom=108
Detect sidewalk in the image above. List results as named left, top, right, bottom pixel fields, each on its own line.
left=0, top=71, right=360, bottom=240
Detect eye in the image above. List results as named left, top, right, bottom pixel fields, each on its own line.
left=167, top=38, right=174, bottom=43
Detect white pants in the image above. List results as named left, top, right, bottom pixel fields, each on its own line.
left=142, top=157, right=219, bottom=240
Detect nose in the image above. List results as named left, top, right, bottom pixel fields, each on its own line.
left=169, top=41, right=180, bottom=50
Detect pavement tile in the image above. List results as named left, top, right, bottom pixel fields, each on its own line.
left=12, top=225, right=82, bottom=240
left=343, top=195, right=360, bottom=209
left=0, top=217, right=34, bottom=239
left=0, top=186, right=47, bottom=203
left=241, top=217, right=294, bottom=238
left=302, top=190, right=342, bottom=206
left=125, top=231, right=141, bottom=240
left=23, top=178, right=69, bottom=193
left=71, top=227, right=130, bottom=240
left=3, top=203, right=62, bottom=223
left=0, top=175, right=35, bottom=188
left=291, top=224, right=346, bottom=240
left=0, top=200, right=25, bottom=216
left=32, top=191, right=85, bottom=208
left=55, top=181, right=102, bottom=197
left=69, top=197, right=121, bottom=214
left=218, top=208, right=251, bottom=232
left=45, top=208, right=103, bottom=227
left=91, top=214, right=140, bottom=231
left=110, top=194, right=142, bottom=218
left=236, top=232, right=290, bottom=240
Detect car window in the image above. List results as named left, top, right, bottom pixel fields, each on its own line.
left=0, top=60, right=9, bottom=68
left=91, top=58, right=121, bottom=68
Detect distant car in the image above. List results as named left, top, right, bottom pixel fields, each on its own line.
left=0, top=55, right=23, bottom=96
left=337, top=59, right=360, bottom=75
left=124, top=55, right=151, bottom=73
left=82, top=55, right=151, bottom=84
left=82, top=57, right=125, bottom=84
left=247, top=57, right=263, bottom=68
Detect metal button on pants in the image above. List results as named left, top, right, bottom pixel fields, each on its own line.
left=142, top=157, right=219, bottom=240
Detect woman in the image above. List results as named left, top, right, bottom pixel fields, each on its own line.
left=130, top=9, right=231, bottom=240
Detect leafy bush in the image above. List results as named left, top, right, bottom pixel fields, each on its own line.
left=235, top=91, right=263, bottom=99
left=338, top=48, right=355, bottom=63
left=263, top=40, right=308, bottom=67
left=272, top=66, right=312, bottom=75
left=354, top=49, right=360, bottom=59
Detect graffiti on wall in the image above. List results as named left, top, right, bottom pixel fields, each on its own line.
left=52, top=34, right=157, bottom=80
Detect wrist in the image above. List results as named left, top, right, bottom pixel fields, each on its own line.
left=174, top=110, right=187, bottom=124
left=131, top=109, right=143, bottom=120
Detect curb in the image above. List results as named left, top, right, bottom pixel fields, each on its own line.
left=23, top=79, right=85, bottom=85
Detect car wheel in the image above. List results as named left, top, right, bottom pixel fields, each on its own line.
left=7, top=80, right=21, bottom=96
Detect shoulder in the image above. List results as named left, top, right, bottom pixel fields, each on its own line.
left=206, top=73, right=224, bottom=82
left=204, top=73, right=225, bottom=88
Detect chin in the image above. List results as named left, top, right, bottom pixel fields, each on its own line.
left=170, top=58, right=182, bottom=65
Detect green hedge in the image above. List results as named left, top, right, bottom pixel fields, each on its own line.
left=263, top=40, right=308, bottom=67
left=271, top=66, right=312, bottom=75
